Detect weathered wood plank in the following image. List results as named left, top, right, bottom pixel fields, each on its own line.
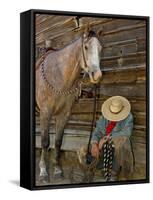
left=35, top=130, right=146, bottom=148
left=95, top=19, right=145, bottom=34
left=35, top=16, right=113, bottom=46
left=36, top=17, right=146, bottom=48
left=36, top=15, right=74, bottom=35
left=103, top=42, right=137, bottom=58
left=36, top=19, right=76, bottom=45
left=80, top=17, right=113, bottom=25
left=35, top=14, right=54, bottom=25
left=36, top=111, right=146, bottom=127
left=36, top=130, right=89, bottom=150
left=35, top=116, right=146, bottom=136
left=101, top=51, right=146, bottom=68
left=100, top=68, right=146, bottom=84
left=102, top=39, right=145, bottom=58
left=103, top=23, right=146, bottom=36
left=102, top=25, right=146, bottom=44
left=94, top=84, right=146, bottom=98
left=69, top=112, right=146, bottom=125
left=101, top=63, right=145, bottom=72
left=72, top=98, right=146, bottom=113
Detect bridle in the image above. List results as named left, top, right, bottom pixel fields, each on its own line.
left=81, top=34, right=102, bottom=82
left=81, top=35, right=90, bottom=69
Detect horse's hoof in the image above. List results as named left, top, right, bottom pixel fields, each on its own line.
left=53, top=166, right=63, bottom=178
left=40, top=168, right=48, bottom=177
left=39, top=174, right=49, bottom=184
left=39, top=168, right=49, bottom=183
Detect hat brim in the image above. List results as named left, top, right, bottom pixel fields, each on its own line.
left=101, top=96, right=131, bottom=122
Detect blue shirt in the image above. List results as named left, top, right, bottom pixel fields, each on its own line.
left=91, top=112, right=133, bottom=144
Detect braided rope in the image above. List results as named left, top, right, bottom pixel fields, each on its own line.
left=39, top=34, right=91, bottom=97
left=103, top=136, right=115, bottom=181
left=40, top=56, right=82, bottom=96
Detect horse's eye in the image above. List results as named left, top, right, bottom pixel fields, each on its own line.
left=85, top=45, right=88, bottom=50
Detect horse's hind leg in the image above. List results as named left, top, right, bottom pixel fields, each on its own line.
left=54, top=112, right=70, bottom=178
left=39, top=111, right=51, bottom=180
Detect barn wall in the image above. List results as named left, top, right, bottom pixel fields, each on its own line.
left=35, top=14, right=147, bottom=180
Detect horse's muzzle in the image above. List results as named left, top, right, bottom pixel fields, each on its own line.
left=92, top=70, right=102, bottom=83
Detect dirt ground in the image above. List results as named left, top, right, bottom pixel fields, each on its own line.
left=35, top=149, right=146, bottom=186
left=35, top=149, right=106, bottom=186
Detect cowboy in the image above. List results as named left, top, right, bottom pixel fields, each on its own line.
left=91, top=96, right=134, bottom=181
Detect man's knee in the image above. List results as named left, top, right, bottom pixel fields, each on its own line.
left=113, top=136, right=130, bottom=150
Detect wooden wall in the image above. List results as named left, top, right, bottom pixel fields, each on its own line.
left=35, top=14, right=147, bottom=180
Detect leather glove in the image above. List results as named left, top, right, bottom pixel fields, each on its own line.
left=91, top=143, right=99, bottom=159
left=98, top=136, right=110, bottom=150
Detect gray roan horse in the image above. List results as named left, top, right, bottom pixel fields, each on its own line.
left=36, top=30, right=102, bottom=180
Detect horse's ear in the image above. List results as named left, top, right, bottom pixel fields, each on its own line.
left=83, top=23, right=91, bottom=38
left=83, top=30, right=88, bottom=41
left=96, top=29, right=103, bottom=38
left=83, top=31, right=87, bottom=38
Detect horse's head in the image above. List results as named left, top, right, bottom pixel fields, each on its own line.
left=81, top=30, right=102, bottom=84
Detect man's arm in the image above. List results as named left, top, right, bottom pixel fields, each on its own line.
left=90, top=116, right=105, bottom=158
left=111, top=113, right=133, bottom=138
left=91, top=116, right=105, bottom=144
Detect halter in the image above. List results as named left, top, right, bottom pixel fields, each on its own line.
left=82, top=35, right=89, bottom=69
left=81, top=34, right=102, bottom=80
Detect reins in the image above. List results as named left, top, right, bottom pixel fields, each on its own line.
left=87, top=84, right=98, bottom=153
left=83, top=84, right=99, bottom=176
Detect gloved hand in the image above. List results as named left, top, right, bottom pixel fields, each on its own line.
left=91, top=143, right=99, bottom=159
left=98, top=136, right=110, bottom=150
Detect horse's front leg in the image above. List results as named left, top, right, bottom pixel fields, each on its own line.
left=39, top=110, right=51, bottom=181
left=54, top=112, right=70, bottom=178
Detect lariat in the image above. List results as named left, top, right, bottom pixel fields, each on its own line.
left=102, top=121, right=116, bottom=181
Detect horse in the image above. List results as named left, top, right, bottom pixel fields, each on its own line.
left=36, top=30, right=102, bottom=180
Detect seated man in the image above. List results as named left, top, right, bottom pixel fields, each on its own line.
left=91, top=96, right=134, bottom=181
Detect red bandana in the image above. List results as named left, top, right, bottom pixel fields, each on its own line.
left=106, top=121, right=117, bottom=136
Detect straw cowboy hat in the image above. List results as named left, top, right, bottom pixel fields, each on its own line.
left=101, top=96, right=131, bottom=122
